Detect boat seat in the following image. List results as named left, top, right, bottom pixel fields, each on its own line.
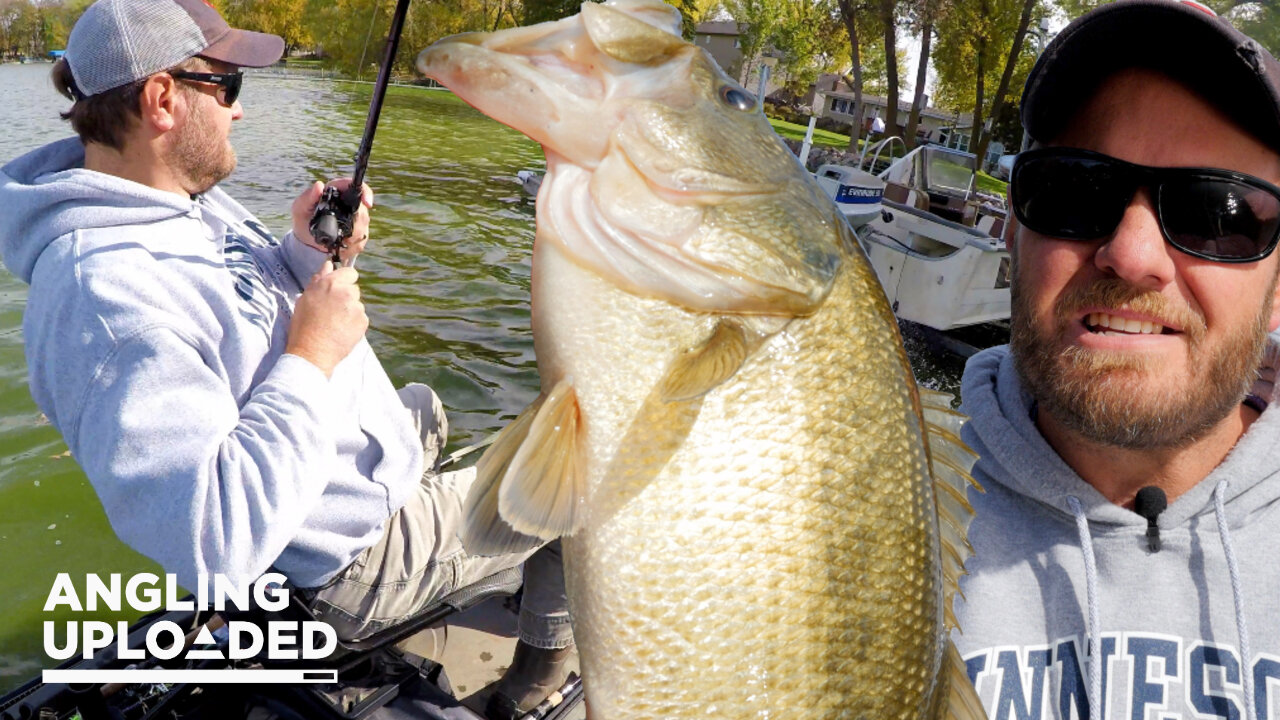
left=976, top=214, right=1006, bottom=238
left=229, top=567, right=525, bottom=719
left=884, top=181, right=929, bottom=212
left=883, top=181, right=910, bottom=204
left=244, top=565, right=525, bottom=669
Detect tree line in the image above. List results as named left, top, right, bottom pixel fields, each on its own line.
left=5, top=0, right=1278, bottom=157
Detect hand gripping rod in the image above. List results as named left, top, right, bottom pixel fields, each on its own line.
left=309, top=0, right=414, bottom=264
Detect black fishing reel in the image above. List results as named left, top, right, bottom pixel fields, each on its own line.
left=309, top=184, right=361, bottom=264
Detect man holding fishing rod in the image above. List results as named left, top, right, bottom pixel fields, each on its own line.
left=0, top=0, right=572, bottom=713
left=954, top=1, right=1280, bottom=718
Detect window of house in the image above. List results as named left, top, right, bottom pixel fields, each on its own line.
left=733, top=38, right=741, bottom=48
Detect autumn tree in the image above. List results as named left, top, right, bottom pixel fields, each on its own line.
left=221, top=0, right=311, bottom=55
left=0, top=0, right=47, bottom=59
left=835, top=0, right=880, bottom=150
left=901, top=0, right=948, bottom=148
left=970, top=0, right=1037, bottom=167
left=521, top=0, right=584, bottom=25
left=724, top=0, right=784, bottom=84
left=933, top=0, right=1040, bottom=167
left=878, top=0, right=900, bottom=141
left=768, top=0, right=847, bottom=93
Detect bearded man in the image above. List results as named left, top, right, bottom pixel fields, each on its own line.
left=954, top=2, right=1280, bottom=718
left=0, top=0, right=572, bottom=713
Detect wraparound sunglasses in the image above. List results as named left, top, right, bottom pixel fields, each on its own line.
left=171, top=70, right=243, bottom=107
left=1010, top=147, right=1280, bottom=263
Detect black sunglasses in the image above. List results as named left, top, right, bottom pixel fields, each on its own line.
left=171, top=70, right=243, bottom=106
left=1010, top=147, right=1280, bottom=263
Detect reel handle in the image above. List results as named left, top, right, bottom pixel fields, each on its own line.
left=308, top=184, right=360, bottom=265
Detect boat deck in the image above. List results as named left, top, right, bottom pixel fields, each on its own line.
left=405, top=595, right=586, bottom=718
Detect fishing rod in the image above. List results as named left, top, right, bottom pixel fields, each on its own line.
left=309, top=0, right=414, bottom=265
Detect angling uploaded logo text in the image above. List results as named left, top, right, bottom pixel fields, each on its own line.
left=42, top=572, right=337, bottom=662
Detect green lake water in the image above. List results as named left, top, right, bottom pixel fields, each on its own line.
left=0, top=62, right=966, bottom=693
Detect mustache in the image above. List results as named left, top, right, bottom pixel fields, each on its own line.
left=1053, top=279, right=1206, bottom=340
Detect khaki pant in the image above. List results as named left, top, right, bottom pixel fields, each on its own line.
left=308, top=384, right=574, bottom=649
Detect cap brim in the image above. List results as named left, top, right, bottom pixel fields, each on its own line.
left=201, top=28, right=285, bottom=68
left=1022, top=0, right=1280, bottom=152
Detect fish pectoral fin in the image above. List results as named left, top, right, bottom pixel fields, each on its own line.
left=659, top=318, right=750, bottom=402
left=938, top=640, right=988, bottom=720
left=496, top=378, right=588, bottom=540
left=462, top=396, right=546, bottom=555
left=919, top=386, right=983, bottom=634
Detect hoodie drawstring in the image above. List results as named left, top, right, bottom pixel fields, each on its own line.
left=1068, top=485, right=1255, bottom=720
left=1214, top=479, right=1255, bottom=720
left=1067, top=495, right=1104, bottom=719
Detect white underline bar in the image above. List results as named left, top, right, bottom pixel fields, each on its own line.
left=42, top=669, right=338, bottom=684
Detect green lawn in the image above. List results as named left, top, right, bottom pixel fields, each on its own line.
left=974, top=172, right=1008, bottom=197
left=767, top=117, right=854, bottom=149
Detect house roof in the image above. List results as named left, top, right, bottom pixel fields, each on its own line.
left=695, top=21, right=743, bottom=36
left=819, top=87, right=973, bottom=124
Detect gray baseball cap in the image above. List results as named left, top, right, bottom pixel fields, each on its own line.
left=1021, top=0, right=1280, bottom=152
left=65, top=0, right=285, bottom=99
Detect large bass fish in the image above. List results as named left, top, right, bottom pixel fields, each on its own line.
left=419, top=3, right=986, bottom=717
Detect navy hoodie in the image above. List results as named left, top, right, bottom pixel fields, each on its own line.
left=955, top=345, right=1280, bottom=720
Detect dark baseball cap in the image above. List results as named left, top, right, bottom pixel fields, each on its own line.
left=1021, top=0, right=1280, bottom=152
left=65, top=0, right=285, bottom=99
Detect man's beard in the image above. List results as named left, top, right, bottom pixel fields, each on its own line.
left=170, top=99, right=236, bottom=195
left=1009, top=270, right=1273, bottom=449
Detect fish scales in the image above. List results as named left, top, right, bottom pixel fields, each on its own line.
left=418, top=2, right=986, bottom=716
left=549, top=242, right=941, bottom=718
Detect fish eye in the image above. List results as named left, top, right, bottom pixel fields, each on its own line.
left=719, top=85, right=756, bottom=111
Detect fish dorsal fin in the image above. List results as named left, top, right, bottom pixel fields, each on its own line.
left=918, top=387, right=983, bottom=633
left=937, top=640, right=989, bottom=720
left=495, top=378, right=588, bottom=541
left=660, top=318, right=750, bottom=402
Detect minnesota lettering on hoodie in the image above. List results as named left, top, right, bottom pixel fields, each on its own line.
left=955, top=346, right=1280, bottom=720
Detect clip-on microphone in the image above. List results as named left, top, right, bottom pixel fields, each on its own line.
left=1134, top=486, right=1167, bottom=553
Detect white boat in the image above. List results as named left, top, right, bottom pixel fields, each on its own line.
left=817, top=141, right=1011, bottom=334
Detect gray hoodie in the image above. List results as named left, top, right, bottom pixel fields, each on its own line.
left=954, top=345, right=1280, bottom=720
left=0, top=138, right=423, bottom=590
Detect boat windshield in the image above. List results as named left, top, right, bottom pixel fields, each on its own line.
left=923, top=148, right=976, bottom=196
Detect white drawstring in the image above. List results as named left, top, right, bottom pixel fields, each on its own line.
left=1065, top=484, right=1256, bottom=720
left=1214, top=479, right=1255, bottom=720
left=1067, top=495, right=1104, bottom=719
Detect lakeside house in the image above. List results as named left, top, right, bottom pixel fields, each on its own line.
left=694, top=21, right=747, bottom=81
left=810, top=74, right=1005, bottom=168
left=693, top=20, right=782, bottom=97
left=691, top=27, right=1006, bottom=169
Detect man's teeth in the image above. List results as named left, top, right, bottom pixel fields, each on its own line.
left=1087, top=313, right=1164, bottom=335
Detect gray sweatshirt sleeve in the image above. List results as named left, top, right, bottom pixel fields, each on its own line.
left=71, top=326, right=337, bottom=590
left=280, top=230, right=329, bottom=288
